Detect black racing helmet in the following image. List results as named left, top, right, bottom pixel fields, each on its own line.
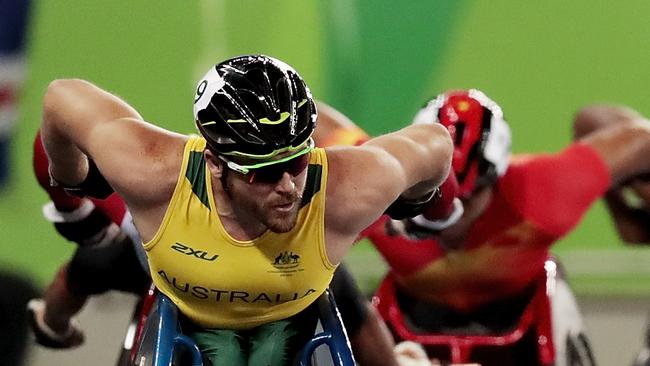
left=193, top=55, right=317, bottom=159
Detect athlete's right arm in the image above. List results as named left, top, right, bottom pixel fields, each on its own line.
left=574, top=105, right=650, bottom=243
left=40, top=79, right=186, bottom=228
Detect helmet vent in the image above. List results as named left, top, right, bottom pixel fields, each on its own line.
left=193, top=55, right=316, bottom=157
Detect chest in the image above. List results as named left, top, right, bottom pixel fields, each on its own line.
left=149, top=236, right=331, bottom=308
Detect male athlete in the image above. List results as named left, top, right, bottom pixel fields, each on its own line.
left=28, top=104, right=405, bottom=365
left=37, top=54, right=454, bottom=365
left=362, top=90, right=650, bottom=366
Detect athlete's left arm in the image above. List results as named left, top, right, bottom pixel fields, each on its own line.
left=324, top=123, right=453, bottom=263
left=316, top=102, right=463, bottom=240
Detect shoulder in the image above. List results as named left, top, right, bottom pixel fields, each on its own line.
left=101, top=119, right=190, bottom=204
left=323, top=146, right=404, bottom=236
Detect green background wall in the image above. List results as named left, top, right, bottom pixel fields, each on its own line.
left=2, top=0, right=650, bottom=295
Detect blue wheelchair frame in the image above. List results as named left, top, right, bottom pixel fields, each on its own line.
left=130, top=289, right=355, bottom=366
left=132, top=293, right=202, bottom=366
left=298, top=289, right=356, bottom=366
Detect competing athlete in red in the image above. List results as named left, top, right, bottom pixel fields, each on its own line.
left=316, top=89, right=650, bottom=365
left=355, top=90, right=650, bottom=366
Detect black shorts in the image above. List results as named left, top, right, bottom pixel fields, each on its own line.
left=66, top=236, right=150, bottom=296
left=329, top=263, right=369, bottom=337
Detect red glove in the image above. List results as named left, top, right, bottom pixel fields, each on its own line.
left=33, top=131, right=83, bottom=211
left=421, top=170, right=460, bottom=221
left=401, top=171, right=464, bottom=238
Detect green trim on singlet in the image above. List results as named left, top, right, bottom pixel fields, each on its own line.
left=186, top=151, right=211, bottom=210
left=300, top=164, right=322, bottom=208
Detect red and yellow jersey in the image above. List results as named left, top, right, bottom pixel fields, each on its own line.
left=143, top=136, right=335, bottom=329
left=366, top=143, right=610, bottom=311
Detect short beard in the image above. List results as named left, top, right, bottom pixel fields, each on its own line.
left=267, top=218, right=298, bottom=233
left=265, top=210, right=299, bottom=233
left=264, top=192, right=302, bottom=233
left=226, top=178, right=303, bottom=234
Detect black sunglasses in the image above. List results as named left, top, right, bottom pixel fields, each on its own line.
left=245, top=153, right=310, bottom=184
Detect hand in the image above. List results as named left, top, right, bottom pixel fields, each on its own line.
left=384, top=196, right=464, bottom=241
left=421, top=170, right=460, bottom=220
left=408, top=197, right=464, bottom=234
left=42, top=198, right=126, bottom=246
left=385, top=170, right=464, bottom=240
left=394, top=341, right=432, bottom=366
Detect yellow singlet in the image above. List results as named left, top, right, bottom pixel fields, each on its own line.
left=143, top=136, right=335, bottom=329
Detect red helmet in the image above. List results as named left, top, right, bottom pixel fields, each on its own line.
left=412, top=89, right=511, bottom=198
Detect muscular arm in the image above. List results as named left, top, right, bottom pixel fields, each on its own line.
left=362, top=123, right=453, bottom=200
left=324, top=122, right=452, bottom=263
left=573, top=105, right=650, bottom=243
left=40, top=79, right=186, bottom=240
left=315, top=100, right=453, bottom=200
left=41, top=79, right=143, bottom=186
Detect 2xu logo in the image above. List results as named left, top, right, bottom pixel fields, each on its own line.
left=171, top=242, right=219, bottom=262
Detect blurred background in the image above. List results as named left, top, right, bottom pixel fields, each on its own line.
left=2, top=0, right=650, bottom=365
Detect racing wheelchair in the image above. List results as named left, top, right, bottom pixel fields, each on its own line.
left=372, top=257, right=594, bottom=366
left=117, top=285, right=356, bottom=366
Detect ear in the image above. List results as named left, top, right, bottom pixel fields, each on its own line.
left=204, top=149, right=224, bottom=178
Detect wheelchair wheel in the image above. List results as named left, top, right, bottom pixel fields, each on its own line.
left=116, top=296, right=146, bottom=366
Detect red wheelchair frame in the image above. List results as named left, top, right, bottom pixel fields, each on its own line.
left=373, top=258, right=558, bottom=365
left=118, top=285, right=355, bottom=366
